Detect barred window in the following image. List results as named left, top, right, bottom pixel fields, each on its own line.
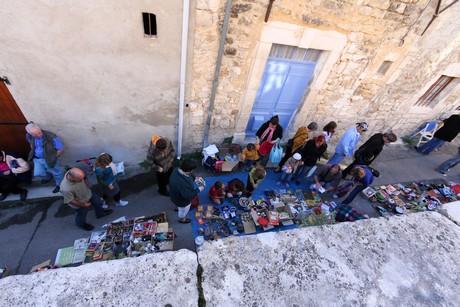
left=376, top=61, right=392, bottom=75
left=142, top=12, right=157, bottom=37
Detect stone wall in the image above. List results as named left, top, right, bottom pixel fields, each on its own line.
left=188, top=0, right=460, bottom=149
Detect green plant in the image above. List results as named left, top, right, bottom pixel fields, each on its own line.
left=402, top=136, right=416, bottom=148
left=220, top=136, right=234, bottom=147
left=139, top=160, right=152, bottom=172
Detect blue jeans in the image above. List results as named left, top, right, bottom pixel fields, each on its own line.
left=436, top=154, right=460, bottom=173
left=328, top=152, right=346, bottom=165
left=279, top=171, right=294, bottom=183
left=416, top=137, right=445, bottom=155
left=74, top=193, right=105, bottom=226
left=33, top=158, right=64, bottom=186
left=342, top=184, right=367, bottom=205
left=243, top=159, right=256, bottom=170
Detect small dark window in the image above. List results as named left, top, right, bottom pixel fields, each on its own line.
left=142, top=12, right=157, bottom=37
left=377, top=61, right=392, bottom=75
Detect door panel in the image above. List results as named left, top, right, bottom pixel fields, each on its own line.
left=0, top=82, right=29, bottom=156
left=246, top=59, right=316, bottom=136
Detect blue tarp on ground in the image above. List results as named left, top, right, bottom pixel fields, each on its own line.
left=190, top=169, right=303, bottom=241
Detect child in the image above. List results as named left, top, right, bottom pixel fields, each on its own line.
left=246, top=166, right=266, bottom=197
left=241, top=141, right=260, bottom=171
left=277, top=153, right=303, bottom=188
left=94, top=153, right=129, bottom=208
left=225, top=178, right=245, bottom=198
left=209, top=181, right=225, bottom=204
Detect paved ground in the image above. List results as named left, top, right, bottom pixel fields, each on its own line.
left=0, top=142, right=458, bottom=275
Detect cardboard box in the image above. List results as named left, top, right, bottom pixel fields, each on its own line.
left=275, top=204, right=294, bottom=226
left=215, top=161, right=239, bottom=172
left=29, top=261, right=50, bottom=274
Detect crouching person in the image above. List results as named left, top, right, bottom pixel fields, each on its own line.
left=307, top=164, right=342, bottom=195
left=60, top=168, right=113, bottom=231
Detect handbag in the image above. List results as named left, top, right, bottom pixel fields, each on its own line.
left=269, top=139, right=283, bottom=164
left=259, top=141, right=274, bottom=156
left=366, top=166, right=380, bottom=177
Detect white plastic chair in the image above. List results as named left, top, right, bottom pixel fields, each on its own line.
left=411, top=121, right=438, bottom=147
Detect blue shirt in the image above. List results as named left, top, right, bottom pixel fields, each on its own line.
left=335, top=126, right=361, bottom=156
left=357, top=167, right=374, bottom=186
left=26, top=134, right=64, bottom=158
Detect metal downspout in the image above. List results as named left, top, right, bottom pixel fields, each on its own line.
left=202, top=0, right=233, bottom=148
left=177, top=0, right=191, bottom=159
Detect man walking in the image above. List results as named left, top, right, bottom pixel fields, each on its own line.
left=146, top=136, right=175, bottom=196
left=342, top=132, right=397, bottom=179
left=60, top=168, right=112, bottom=231
left=25, top=123, right=64, bottom=193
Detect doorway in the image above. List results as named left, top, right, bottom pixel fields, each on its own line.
left=0, top=82, right=29, bottom=156
left=245, top=45, right=321, bottom=135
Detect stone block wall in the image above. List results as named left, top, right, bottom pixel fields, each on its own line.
left=186, top=0, right=460, bottom=149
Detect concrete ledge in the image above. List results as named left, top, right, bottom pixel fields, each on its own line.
left=198, top=212, right=460, bottom=306
left=439, top=201, right=460, bottom=225
left=0, top=249, right=198, bottom=306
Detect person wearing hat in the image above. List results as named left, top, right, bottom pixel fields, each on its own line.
left=328, top=122, right=368, bottom=165
left=342, top=131, right=398, bottom=179
left=341, top=165, right=374, bottom=205
left=146, top=136, right=175, bottom=196
left=277, top=152, right=303, bottom=187
left=274, top=122, right=318, bottom=172
left=307, top=163, right=342, bottom=194
left=255, top=115, right=283, bottom=167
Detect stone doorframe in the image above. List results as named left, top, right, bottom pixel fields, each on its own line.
left=233, top=21, right=347, bottom=143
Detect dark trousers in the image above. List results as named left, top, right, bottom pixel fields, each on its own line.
left=0, top=176, right=25, bottom=196
left=156, top=168, right=173, bottom=193
left=342, top=184, right=368, bottom=205
left=74, top=193, right=105, bottom=226
left=277, top=145, right=293, bottom=167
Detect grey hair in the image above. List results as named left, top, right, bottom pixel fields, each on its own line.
left=25, top=123, right=41, bottom=134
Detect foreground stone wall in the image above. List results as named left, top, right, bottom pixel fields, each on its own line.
left=188, top=0, right=460, bottom=148
left=2, top=212, right=460, bottom=305
left=0, top=250, right=198, bottom=306
left=199, top=212, right=460, bottom=306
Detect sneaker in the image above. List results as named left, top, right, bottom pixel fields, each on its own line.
left=115, top=200, right=129, bottom=207
left=79, top=223, right=94, bottom=231
left=102, top=201, right=109, bottom=209
left=52, top=186, right=60, bottom=193
left=41, top=179, right=52, bottom=184
left=333, top=194, right=339, bottom=199
left=20, top=190, right=28, bottom=201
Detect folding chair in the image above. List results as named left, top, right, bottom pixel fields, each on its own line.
left=411, top=121, right=438, bottom=147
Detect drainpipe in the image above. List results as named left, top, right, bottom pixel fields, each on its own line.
left=177, top=0, right=190, bottom=159
left=202, top=0, right=233, bottom=148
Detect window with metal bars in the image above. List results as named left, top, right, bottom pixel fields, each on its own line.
left=415, top=75, right=456, bottom=107
left=376, top=61, right=392, bottom=75
left=269, top=44, right=322, bottom=63
left=142, top=12, right=157, bottom=37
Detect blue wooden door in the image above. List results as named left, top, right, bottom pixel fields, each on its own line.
left=245, top=58, right=316, bottom=136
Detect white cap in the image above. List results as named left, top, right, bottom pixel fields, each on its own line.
left=293, top=153, right=301, bottom=160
